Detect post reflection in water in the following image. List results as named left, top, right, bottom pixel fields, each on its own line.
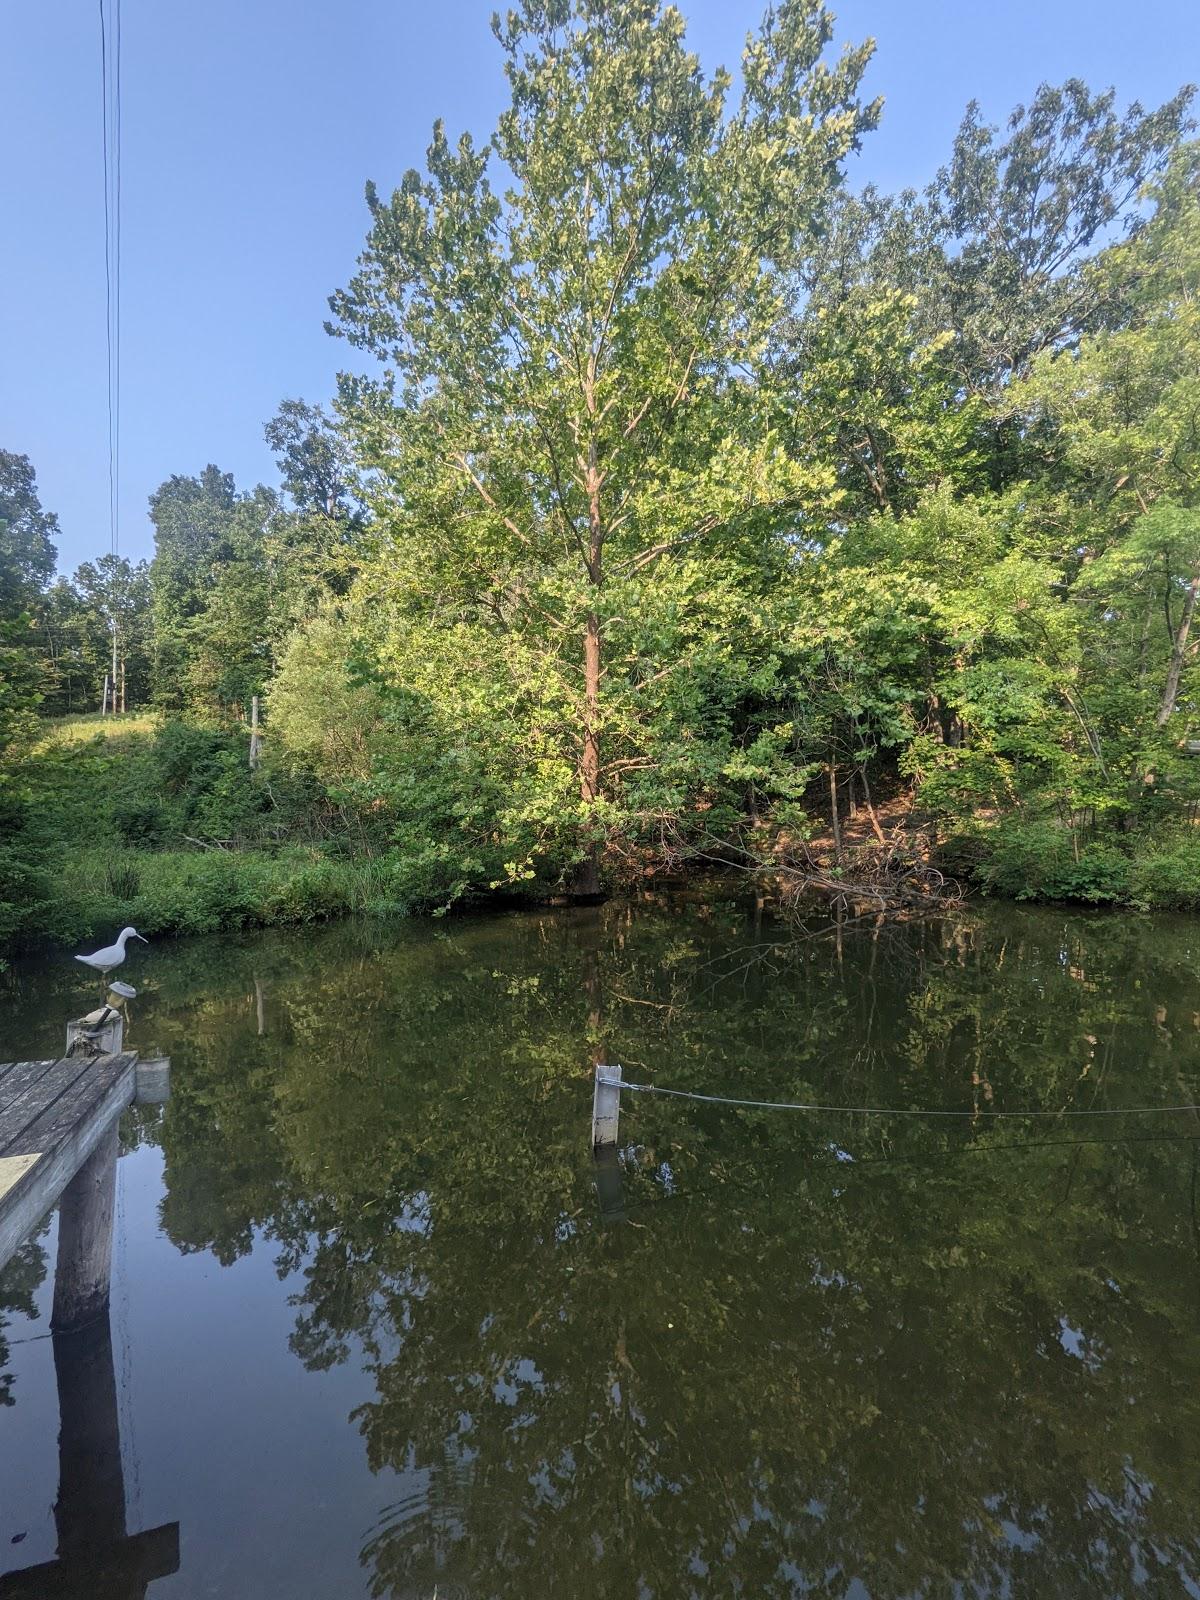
left=0, top=1306, right=179, bottom=1600
left=1, top=895, right=1199, bottom=1598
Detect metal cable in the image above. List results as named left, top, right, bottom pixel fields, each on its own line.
left=619, top=1080, right=1200, bottom=1119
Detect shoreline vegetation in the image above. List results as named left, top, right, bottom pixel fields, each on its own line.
left=10, top=711, right=1200, bottom=957
left=3, top=4, right=1200, bottom=951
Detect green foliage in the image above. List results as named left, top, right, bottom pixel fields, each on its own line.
left=46, top=847, right=381, bottom=943
left=0, top=714, right=390, bottom=949
left=1127, top=835, right=1200, bottom=909
left=267, top=609, right=383, bottom=788
left=970, top=820, right=1132, bottom=903
left=0, top=451, right=57, bottom=611
left=329, top=0, right=879, bottom=897
left=3, top=27, right=1199, bottom=930
left=36, top=553, right=153, bottom=714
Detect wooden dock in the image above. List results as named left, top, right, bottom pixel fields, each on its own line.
left=0, top=1028, right=179, bottom=1598
left=0, top=1051, right=137, bottom=1280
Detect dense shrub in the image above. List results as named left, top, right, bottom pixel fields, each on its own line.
left=1128, top=837, right=1200, bottom=910
left=108, top=722, right=276, bottom=847
left=971, top=820, right=1132, bottom=904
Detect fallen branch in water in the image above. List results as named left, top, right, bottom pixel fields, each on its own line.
left=649, top=818, right=965, bottom=919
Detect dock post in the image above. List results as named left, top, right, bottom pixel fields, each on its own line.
left=51, top=1119, right=118, bottom=1334
left=591, top=1064, right=623, bottom=1151
left=65, top=1009, right=124, bottom=1059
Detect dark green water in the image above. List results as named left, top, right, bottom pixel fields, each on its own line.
left=2, top=895, right=1200, bottom=1598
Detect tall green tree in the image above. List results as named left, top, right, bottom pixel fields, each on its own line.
left=0, top=450, right=57, bottom=615
left=149, top=465, right=278, bottom=714
left=329, top=0, right=879, bottom=896
left=55, top=554, right=154, bottom=711
left=0, top=453, right=58, bottom=942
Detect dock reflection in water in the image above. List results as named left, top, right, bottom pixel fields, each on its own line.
left=0, top=897, right=1198, bottom=1598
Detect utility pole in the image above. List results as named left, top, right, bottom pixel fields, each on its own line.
left=249, top=695, right=262, bottom=769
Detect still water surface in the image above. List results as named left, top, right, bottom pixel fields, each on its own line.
left=1, top=896, right=1199, bottom=1598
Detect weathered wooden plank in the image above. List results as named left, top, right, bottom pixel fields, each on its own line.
left=0, top=1154, right=40, bottom=1202
left=0, top=1060, right=73, bottom=1137
left=0, top=1059, right=136, bottom=1273
left=9, top=1056, right=135, bottom=1159
left=65, top=1010, right=123, bottom=1060
left=591, top=1063, right=623, bottom=1149
left=0, top=1058, right=95, bottom=1158
left=0, top=1059, right=56, bottom=1093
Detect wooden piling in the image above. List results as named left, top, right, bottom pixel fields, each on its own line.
left=66, top=1010, right=124, bottom=1059
left=591, top=1064, right=623, bottom=1150
left=51, top=1121, right=118, bottom=1334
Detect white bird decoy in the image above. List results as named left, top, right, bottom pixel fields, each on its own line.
left=75, top=926, right=147, bottom=984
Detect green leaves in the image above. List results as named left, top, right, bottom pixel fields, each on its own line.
left=325, top=0, right=877, bottom=901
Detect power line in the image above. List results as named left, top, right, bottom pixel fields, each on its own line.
left=99, top=0, right=122, bottom=713
left=115, top=0, right=122, bottom=564
left=98, top=0, right=121, bottom=562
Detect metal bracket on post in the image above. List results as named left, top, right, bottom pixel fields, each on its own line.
left=591, top=1064, right=623, bottom=1151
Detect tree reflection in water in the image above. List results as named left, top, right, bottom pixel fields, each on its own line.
left=0, top=1236, right=47, bottom=1409
left=10, top=896, right=1200, bottom=1597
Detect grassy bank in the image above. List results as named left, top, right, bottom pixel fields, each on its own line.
left=3, top=714, right=409, bottom=952
left=42, top=845, right=404, bottom=946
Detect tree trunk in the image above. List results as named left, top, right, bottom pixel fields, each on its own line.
left=828, top=762, right=843, bottom=862
left=574, top=440, right=605, bottom=901
left=575, top=609, right=603, bottom=898
left=859, top=765, right=888, bottom=846
left=1156, top=574, right=1200, bottom=728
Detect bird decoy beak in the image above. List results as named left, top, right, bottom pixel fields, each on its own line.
left=133, top=933, right=148, bottom=942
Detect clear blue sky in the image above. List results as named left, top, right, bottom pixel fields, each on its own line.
left=1, top=0, right=1195, bottom=574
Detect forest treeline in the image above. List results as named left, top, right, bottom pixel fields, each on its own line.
left=2, top=0, right=1200, bottom=944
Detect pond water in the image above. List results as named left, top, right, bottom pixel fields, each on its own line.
left=1, top=895, right=1200, bottom=1598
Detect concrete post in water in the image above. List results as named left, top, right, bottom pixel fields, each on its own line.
left=591, top=1064, right=622, bottom=1150
left=134, top=1055, right=171, bottom=1106
left=51, top=1120, right=118, bottom=1334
